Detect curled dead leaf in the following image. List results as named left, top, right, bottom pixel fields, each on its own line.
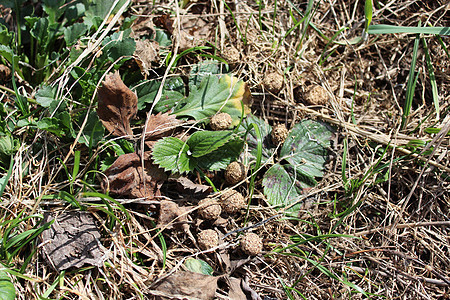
left=101, top=152, right=167, bottom=199
left=40, top=211, right=106, bottom=271
left=144, top=112, right=183, bottom=145
left=150, top=271, right=218, bottom=300
left=134, top=39, right=160, bottom=76
left=97, top=71, right=138, bottom=137
left=170, top=176, right=212, bottom=197
left=158, top=200, right=190, bottom=232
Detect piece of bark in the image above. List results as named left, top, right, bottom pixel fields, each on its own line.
left=40, top=211, right=106, bottom=271
left=97, top=71, right=138, bottom=137
left=102, top=152, right=167, bottom=199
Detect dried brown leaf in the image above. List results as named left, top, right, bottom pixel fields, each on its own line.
left=227, top=277, right=247, bottom=300
left=144, top=112, right=183, bottom=145
left=101, top=152, right=167, bottom=199
left=158, top=200, right=190, bottom=232
left=151, top=271, right=218, bottom=300
left=170, top=176, right=212, bottom=197
left=134, top=39, right=160, bottom=76
left=40, top=211, right=106, bottom=271
left=179, top=17, right=214, bottom=51
left=97, top=71, right=138, bottom=137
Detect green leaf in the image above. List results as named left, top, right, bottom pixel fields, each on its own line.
left=189, top=60, right=229, bottom=88
left=0, top=24, right=13, bottom=46
left=184, top=258, right=214, bottom=276
left=37, top=117, right=66, bottom=137
left=30, top=17, right=49, bottom=46
left=64, top=23, right=88, bottom=46
left=0, top=45, right=21, bottom=78
left=153, top=29, right=171, bottom=47
left=196, top=138, right=244, bottom=171
left=43, top=0, right=66, bottom=24
left=65, top=2, right=86, bottom=23
left=188, top=130, right=234, bottom=157
left=35, top=85, right=57, bottom=108
left=280, top=120, right=333, bottom=179
left=84, top=0, right=128, bottom=29
left=102, top=30, right=136, bottom=62
left=135, top=77, right=185, bottom=111
left=75, top=111, right=105, bottom=147
left=239, top=115, right=276, bottom=165
left=263, top=119, right=333, bottom=216
left=173, top=75, right=251, bottom=126
left=152, top=137, right=195, bottom=173
left=263, top=164, right=303, bottom=216
left=0, top=135, right=18, bottom=162
left=0, top=271, right=15, bottom=300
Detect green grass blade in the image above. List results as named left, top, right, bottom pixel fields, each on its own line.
left=368, top=25, right=450, bottom=35
left=364, top=0, right=373, bottom=38
left=422, top=37, right=439, bottom=120
left=301, top=256, right=369, bottom=296
left=401, top=29, right=420, bottom=129
left=0, top=157, right=14, bottom=197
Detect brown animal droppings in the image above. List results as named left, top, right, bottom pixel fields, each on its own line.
left=210, top=112, right=232, bottom=131
left=221, top=46, right=240, bottom=65
left=198, top=229, right=219, bottom=250
left=219, top=189, right=246, bottom=214
left=198, top=197, right=222, bottom=220
left=224, top=161, right=246, bottom=185
left=97, top=71, right=138, bottom=137
left=240, top=233, right=263, bottom=256
left=271, top=124, right=289, bottom=145
left=263, top=72, right=284, bottom=93
left=304, top=85, right=329, bottom=106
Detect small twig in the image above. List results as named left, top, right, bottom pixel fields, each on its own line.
left=353, top=221, right=450, bottom=237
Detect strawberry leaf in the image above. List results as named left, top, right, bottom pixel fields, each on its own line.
left=188, top=130, right=234, bottom=157
left=280, top=120, right=333, bottom=179
left=173, top=75, right=252, bottom=126
left=152, top=137, right=195, bottom=174
left=262, top=119, right=333, bottom=216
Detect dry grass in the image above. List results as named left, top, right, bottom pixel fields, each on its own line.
left=1, top=0, right=449, bottom=299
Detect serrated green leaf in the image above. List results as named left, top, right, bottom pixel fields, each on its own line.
left=189, top=60, right=229, bottom=88
left=173, top=75, right=251, bottom=126
left=263, top=164, right=303, bottom=216
left=64, top=23, right=88, bottom=46
left=0, top=271, right=15, bottom=300
left=152, top=137, right=195, bottom=173
left=280, top=120, right=332, bottom=179
left=35, top=85, right=57, bottom=108
left=196, top=138, right=244, bottom=171
left=188, top=130, right=234, bottom=157
left=184, top=258, right=214, bottom=276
